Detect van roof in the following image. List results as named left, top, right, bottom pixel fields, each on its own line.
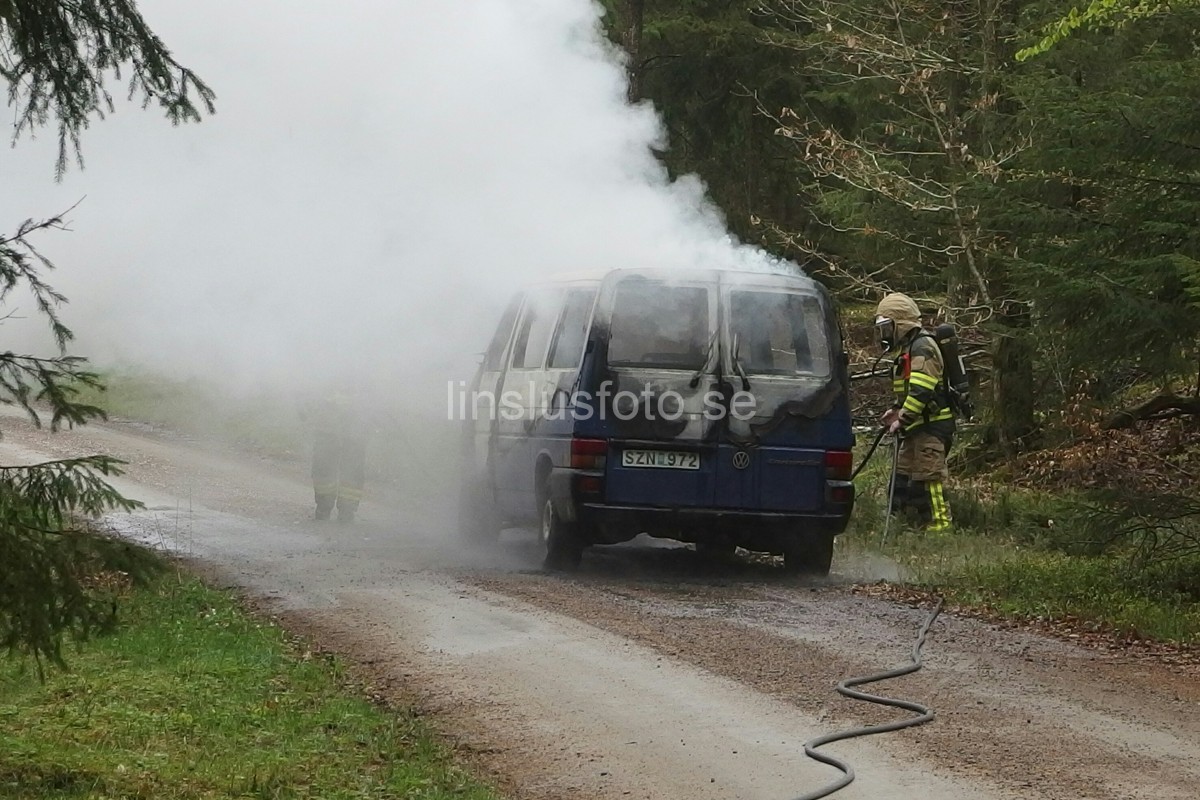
left=532, top=267, right=820, bottom=292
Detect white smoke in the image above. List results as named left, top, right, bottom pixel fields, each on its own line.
left=1, top=0, right=795, bottom=408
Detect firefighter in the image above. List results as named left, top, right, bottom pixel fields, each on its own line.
left=300, top=383, right=369, bottom=523
left=874, top=293, right=954, bottom=531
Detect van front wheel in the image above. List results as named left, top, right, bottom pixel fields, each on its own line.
left=782, top=531, right=835, bottom=577
left=541, top=499, right=584, bottom=572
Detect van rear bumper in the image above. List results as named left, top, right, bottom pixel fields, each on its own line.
left=572, top=501, right=853, bottom=549
left=548, top=469, right=853, bottom=548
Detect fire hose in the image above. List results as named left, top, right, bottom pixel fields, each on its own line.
left=782, top=427, right=940, bottom=798
left=850, top=426, right=901, bottom=545
left=849, top=427, right=888, bottom=481
left=791, top=598, right=945, bottom=800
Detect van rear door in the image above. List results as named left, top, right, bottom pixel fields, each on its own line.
left=714, top=282, right=842, bottom=513
left=592, top=275, right=720, bottom=510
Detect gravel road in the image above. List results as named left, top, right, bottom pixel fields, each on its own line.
left=3, top=412, right=1197, bottom=800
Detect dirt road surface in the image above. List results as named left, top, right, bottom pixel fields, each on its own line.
left=3, top=412, right=1198, bottom=800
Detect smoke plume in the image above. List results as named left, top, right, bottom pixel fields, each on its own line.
left=2, top=0, right=791, bottom=416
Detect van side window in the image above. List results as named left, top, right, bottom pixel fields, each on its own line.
left=547, top=289, right=597, bottom=369
left=510, top=290, right=562, bottom=370
left=483, top=295, right=523, bottom=372
left=730, top=291, right=830, bottom=376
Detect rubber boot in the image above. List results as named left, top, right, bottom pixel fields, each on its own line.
left=336, top=498, right=358, bottom=524
left=924, top=480, right=952, bottom=532
left=315, top=494, right=335, bottom=521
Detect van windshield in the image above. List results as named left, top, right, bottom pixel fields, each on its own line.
left=729, top=290, right=831, bottom=376
left=607, top=282, right=712, bottom=370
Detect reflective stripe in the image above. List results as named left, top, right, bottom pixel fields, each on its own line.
left=909, top=371, right=939, bottom=391
left=313, top=484, right=338, bottom=494
left=928, top=481, right=951, bottom=530
left=902, top=396, right=926, bottom=415
left=903, top=409, right=951, bottom=431
left=337, top=487, right=365, bottom=501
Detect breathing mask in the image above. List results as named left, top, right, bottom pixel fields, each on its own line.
left=874, top=315, right=897, bottom=352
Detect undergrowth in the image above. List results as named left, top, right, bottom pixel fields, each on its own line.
left=842, top=426, right=1200, bottom=645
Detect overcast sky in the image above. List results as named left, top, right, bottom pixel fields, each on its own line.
left=2, top=0, right=788, bottom=410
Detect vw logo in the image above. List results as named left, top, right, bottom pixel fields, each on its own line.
left=732, top=450, right=751, bottom=470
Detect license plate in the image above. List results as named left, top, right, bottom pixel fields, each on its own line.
left=621, top=449, right=700, bottom=470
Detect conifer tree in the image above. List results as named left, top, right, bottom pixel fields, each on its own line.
left=1005, top=5, right=1200, bottom=396
left=1, top=0, right=213, bottom=667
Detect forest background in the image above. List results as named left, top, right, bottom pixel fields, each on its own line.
left=590, top=0, right=1200, bottom=640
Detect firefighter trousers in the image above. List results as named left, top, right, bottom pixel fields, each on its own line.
left=888, top=474, right=952, bottom=532
left=312, top=431, right=367, bottom=520
left=888, top=429, right=952, bottom=532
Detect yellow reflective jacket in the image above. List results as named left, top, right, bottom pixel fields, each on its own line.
left=891, top=332, right=954, bottom=433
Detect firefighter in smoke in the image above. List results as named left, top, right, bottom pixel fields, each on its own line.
left=300, top=379, right=369, bottom=523
left=875, top=293, right=954, bottom=531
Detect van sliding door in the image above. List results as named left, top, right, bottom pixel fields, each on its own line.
left=463, top=293, right=522, bottom=511
left=494, top=288, right=563, bottom=518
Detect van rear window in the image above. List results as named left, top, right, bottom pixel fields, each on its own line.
left=730, top=291, right=830, bottom=376
left=607, top=283, right=712, bottom=370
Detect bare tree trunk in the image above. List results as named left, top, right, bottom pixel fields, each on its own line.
left=619, top=0, right=646, bottom=101
left=978, top=0, right=1035, bottom=454
left=991, top=296, right=1036, bottom=451
left=1193, top=341, right=1200, bottom=397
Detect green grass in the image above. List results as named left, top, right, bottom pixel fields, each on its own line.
left=73, top=366, right=455, bottom=501
left=0, top=571, right=503, bottom=800
left=946, top=554, right=1200, bottom=643
left=75, top=366, right=309, bottom=461
left=840, top=431, right=1200, bottom=645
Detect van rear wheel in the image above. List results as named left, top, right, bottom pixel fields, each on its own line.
left=541, top=499, right=583, bottom=572
left=782, top=531, right=834, bottom=577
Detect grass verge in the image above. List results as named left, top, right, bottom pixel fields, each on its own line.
left=73, top=365, right=454, bottom=500
left=73, top=366, right=309, bottom=461
left=0, top=566, right=502, bottom=800
left=839, top=432, right=1200, bottom=647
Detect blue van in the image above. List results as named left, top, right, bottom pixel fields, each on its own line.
left=457, top=268, right=855, bottom=574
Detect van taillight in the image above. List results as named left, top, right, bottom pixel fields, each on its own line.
left=571, top=438, right=608, bottom=470
left=824, top=450, right=853, bottom=481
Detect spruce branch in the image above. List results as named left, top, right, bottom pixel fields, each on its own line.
left=1, top=0, right=216, bottom=178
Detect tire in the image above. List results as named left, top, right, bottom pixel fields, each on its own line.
left=541, top=498, right=584, bottom=572
left=457, top=476, right=500, bottom=547
left=782, top=531, right=835, bottom=577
